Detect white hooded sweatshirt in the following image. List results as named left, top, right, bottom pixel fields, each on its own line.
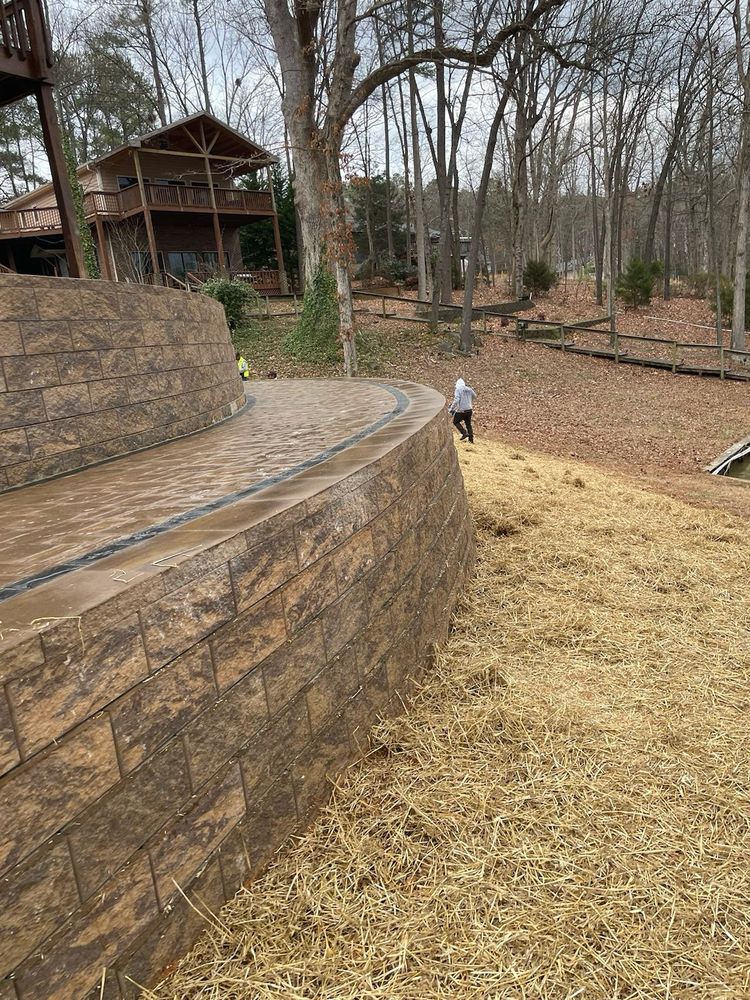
left=450, top=378, right=476, bottom=413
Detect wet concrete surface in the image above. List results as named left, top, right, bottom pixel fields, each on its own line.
left=0, top=380, right=400, bottom=592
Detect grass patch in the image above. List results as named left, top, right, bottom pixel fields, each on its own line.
left=233, top=319, right=389, bottom=377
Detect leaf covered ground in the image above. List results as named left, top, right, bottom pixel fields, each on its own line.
left=235, top=284, right=750, bottom=519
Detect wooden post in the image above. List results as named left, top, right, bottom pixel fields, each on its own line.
left=102, top=223, right=117, bottom=281
left=266, top=165, right=289, bottom=294
left=35, top=84, right=86, bottom=278
left=133, top=148, right=160, bottom=279
left=482, top=311, right=487, bottom=335
left=720, top=345, right=725, bottom=379
left=614, top=331, right=619, bottom=362
left=560, top=325, right=565, bottom=352
left=92, top=213, right=112, bottom=280
left=200, top=135, right=226, bottom=277
left=671, top=341, right=678, bottom=373
left=382, top=296, right=387, bottom=318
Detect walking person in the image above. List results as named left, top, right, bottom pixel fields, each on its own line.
left=449, top=377, right=476, bottom=444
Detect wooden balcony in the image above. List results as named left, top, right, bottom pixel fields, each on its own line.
left=0, top=0, right=54, bottom=103
left=0, top=186, right=274, bottom=238
left=119, top=184, right=273, bottom=216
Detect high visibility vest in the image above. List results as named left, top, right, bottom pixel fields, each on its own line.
left=237, top=356, right=250, bottom=379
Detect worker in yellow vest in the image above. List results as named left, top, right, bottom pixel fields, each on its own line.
left=235, top=352, right=251, bottom=381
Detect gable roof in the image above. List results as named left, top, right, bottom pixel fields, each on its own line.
left=96, top=112, right=278, bottom=168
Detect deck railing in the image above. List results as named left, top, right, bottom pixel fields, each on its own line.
left=1, top=0, right=53, bottom=76
left=185, top=268, right=281, bottom=292
left=0, top=185, right=274, bottom=236
left=129, top=184, right=272, bottom=215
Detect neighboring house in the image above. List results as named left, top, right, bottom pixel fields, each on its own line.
left=0, top=112, right=288, bottom=293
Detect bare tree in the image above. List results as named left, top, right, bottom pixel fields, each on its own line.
left=258, top=0, right=573, bottom=374
left=732, top=0, right=750, bottom=353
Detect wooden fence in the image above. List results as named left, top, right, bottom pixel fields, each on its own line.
left=513, top=317, right=750, bottom=381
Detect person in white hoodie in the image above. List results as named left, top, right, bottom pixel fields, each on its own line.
left=448, top=377, right=476, bottom=443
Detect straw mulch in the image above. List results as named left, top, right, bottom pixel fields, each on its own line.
left=147, top=441, right=750, bottom=999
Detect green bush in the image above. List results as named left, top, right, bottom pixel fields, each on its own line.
left=283, top=262, right=340, bottom=363
left=649, top=259, right=664, bottom=279
left=201, top=278, right=258, bottom=329
left=616, top=258, right=654, bottom=308
left=378, top=252, right=408, bottom=283
left=708, top=273, right=750, bottom=325
left=523, top=258, right=557, bottom=295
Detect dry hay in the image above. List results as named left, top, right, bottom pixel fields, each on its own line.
left=147, top=441, right=750, bottom=999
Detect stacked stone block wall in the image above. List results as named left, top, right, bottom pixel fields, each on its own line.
left=0, top=274, right=245, bottom=491
left=0, top=410, right=474, bottom=999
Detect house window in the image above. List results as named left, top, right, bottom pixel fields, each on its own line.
left=164, top=250, right=230, bottom=280
left=154, top=178, right=187, bottom=186
left=117, top=176, right=141, bottom=190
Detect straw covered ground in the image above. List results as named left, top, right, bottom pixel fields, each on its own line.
left=147, top=440, right=750, bottom=999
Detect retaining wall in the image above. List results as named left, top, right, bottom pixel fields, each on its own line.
left=0, top=401, right=474, bottom=999
left=0, top=274, right=244, bottom=491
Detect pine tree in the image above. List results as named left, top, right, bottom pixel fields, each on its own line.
left=616, top=258, right=654, bottom=309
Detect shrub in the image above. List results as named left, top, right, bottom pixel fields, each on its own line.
left=684, top=272, right=714, bottom=299
left=616, top=258, right=654, bottom=308
left=523, top=258, right=557, bottom=295
left=709, top=273, right=750, bottom=325
left=283, top=262, right=340, bottom=363
left=201, top=278, right=258, bottom=329
left=378, top=252, right=408, bottom=283
left=649, top=259, right=664, bottom=279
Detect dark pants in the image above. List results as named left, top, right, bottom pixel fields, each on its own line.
left=453, top=409, right=473, bottom=442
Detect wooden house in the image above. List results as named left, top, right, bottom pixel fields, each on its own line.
left=0, top=112, right=288, bottom=293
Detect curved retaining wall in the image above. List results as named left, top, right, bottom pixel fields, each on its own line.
left=0, top=274, right=244, bottom=491
left=0, top=389, right=474, bottom=999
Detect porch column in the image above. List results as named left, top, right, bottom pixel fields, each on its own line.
left=133, top=148, right=160, bottom=279
left=36, top=83, right=86, bottom=279
left=266, top=165, right=288, bottom=294
left=92, top=213, right=113, bottom=280
left=200, top=123, right=226, bottom=276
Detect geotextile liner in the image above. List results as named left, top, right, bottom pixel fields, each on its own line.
left=147, top=441, right=750, bottom=999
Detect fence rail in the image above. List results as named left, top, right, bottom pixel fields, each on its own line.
left=514, top=316, right=750, bottom=381
left=351, top=290, right=750, bottom=381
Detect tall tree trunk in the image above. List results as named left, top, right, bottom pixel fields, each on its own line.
left=409, top=68, right=430, bottom=303
left=511, top=72, right=529, bottom=299
left=433, top=1, right=453, bottom=300
left=461, top=104, right=506, bottom=349
left=732, top=0, right=750, bottom=354
left=382, top=86, right=394, bottom=261
left=706, top=56, right=722, bottom=343
left=140, top=0, right=168, bottom=125
left=663, top=173, right=673, bottom=300
left=732, top=134, right=750, bottom=352
left=452, top=165, right=461, bottom=285
left=375, top=26, right=394, bottom=261
left=191, top=0, right=213, bottom=114
left=394, top=77, right=412, bottom=277
left=589, top=89, right=603, bottom=306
